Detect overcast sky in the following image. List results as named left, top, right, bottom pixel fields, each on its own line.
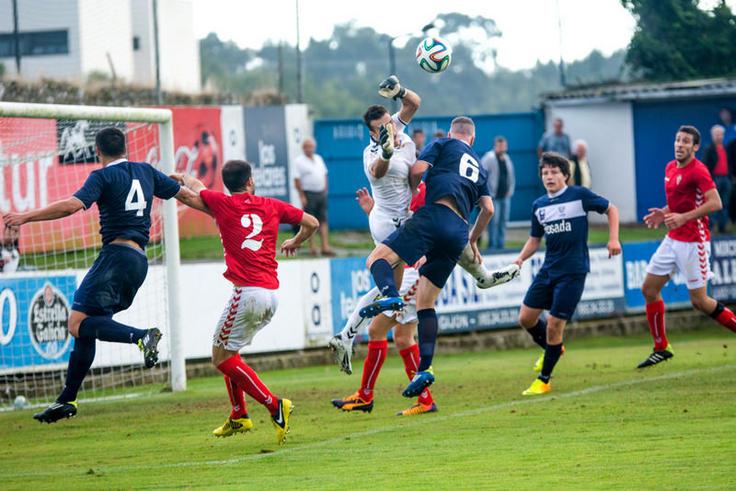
left=192, top=0, right=734, bottom=71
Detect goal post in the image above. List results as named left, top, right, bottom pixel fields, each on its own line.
left=0, top=101, right=185, bottom=408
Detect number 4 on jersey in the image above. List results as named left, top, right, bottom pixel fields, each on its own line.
left=125, top=179, right=148, bottom=216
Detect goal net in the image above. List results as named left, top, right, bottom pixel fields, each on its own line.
left=0, top=102, right=184, bottom=411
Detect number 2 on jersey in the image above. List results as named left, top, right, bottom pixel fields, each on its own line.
left=125, top=179, right=147, bottom=216
left=241, top=213, right=264, bottom=251
left=459, top=153, right=480, bottom=183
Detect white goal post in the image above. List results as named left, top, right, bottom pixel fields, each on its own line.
left=0, top=101, right=186, bottom=400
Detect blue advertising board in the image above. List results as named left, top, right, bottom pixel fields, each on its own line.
left=622, top=241, right=691, bottom=312
left=710, top=237, right=736, bottom=303
left=0, top=274, right=77, bottom=371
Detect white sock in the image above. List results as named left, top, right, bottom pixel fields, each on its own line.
left=340, top=287, right=381, bottom=341
left=457, top=243, right=490, bottom=280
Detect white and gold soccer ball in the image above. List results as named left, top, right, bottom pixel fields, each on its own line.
left=416, top=37, right=452, bottom=73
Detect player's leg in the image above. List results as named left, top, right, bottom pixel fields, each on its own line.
left=361, top=243, right=406, bottom=317
left=212, top=375, right=252, bottom=438
left=518, top=270, right=555, bottom=372
left=327, top=286, right=381, bottom=374
left=638, top=238, right=678, bottom=367
left=212, top=288, right=291, bottom=445
left=331, top=314, right=395, bottom=413
left=394, top=321, right=438, bottom=416
left=688, top=288, right=736, bottom=334
left=523, top=274, right=586, bottom=396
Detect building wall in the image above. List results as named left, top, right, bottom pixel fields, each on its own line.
left=546, top=102, right=638, bottom=223
left=130, top=0, right=155, bottom=85
left=78, top=0, right=134, bottom=81
left=156, top=0, right=201, bottom=93
left=0, top=0, right=82, bottom=80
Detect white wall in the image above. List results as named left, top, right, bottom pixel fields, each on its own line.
left=546, top=102, right=638, bottom=223
left=220, top=105, right=246, bottom=163
left=130, top=0, right=155, bottom=85
left=156, top=0, right=201, bottom=93
left=0, top=0, right=82, bottom=80
left=78, top=0, right=133, bottom=81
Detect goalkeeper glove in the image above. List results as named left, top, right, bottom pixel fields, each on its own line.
left=379, top=124, right=394, bottom=160
left=378, top=75, right=407, bottom=100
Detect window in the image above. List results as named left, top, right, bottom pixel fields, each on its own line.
left=132, top=36, right=140, bottom=51
left=0, top=30, right=69, bottom=57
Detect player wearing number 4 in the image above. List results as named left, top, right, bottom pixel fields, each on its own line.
left=638, top=125, right=736, bottom=369
left=3, top=127, right=188, bottom=423
left=171, top=160, right=318, bottom=445
left=514, top=152, right=620, bottom=396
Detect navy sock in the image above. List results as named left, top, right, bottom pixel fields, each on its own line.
left=57, top=336, right=96, bottom=403
left=78, top=316, right=147, bottom=344
left=539, top=343, right=563, bottom=383
left=370, top=259, right=399, bottom=298
left=416, top=308, right=438, bottom=372
left=526, top=318, right=547, bottom=349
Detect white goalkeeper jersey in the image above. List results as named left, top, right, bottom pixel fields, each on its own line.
left=362, top=113, right=416, bottom=221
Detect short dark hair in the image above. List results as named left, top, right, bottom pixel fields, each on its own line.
left=363, top=105, right=389, bottom=129
left=494, top=135, right=507, bottom=144
left=95, top=127, right=126, bottom=157
left=412, top=128, right=424, bottom=135
left=539, top=152, right=570, bottom=179
left=222, top=160, right=252, bottom=193
left=677, top=125, right=701, bottom=146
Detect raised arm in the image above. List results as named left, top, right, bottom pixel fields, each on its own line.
left=170, top=173, right=211, bottom=215
left=377, top=75, right=421, bottom=125
left=410, top=160, right=430, bottom=192
left=3, top=197, right=84, bottom=226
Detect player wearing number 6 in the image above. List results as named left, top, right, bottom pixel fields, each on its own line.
left=360, top=116, right=494, bottom=398
left=171, top=160, right=318, bottom=445
left=2, top=127, right=188, bottom=424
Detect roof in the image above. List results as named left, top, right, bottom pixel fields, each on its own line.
left=542, top=78, right=736, bottom=106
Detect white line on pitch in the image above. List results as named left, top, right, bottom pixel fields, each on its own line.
left=5, top=363, right=733, bottom=479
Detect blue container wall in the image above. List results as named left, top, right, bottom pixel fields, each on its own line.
left=633, top=97, right=736, bottom=220
left=314, top=111, right=545, bottom=230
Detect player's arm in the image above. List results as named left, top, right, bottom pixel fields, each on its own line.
left=170, top=173, right=211, bottom=215
left=643, top=205, right=670, bottom=228
left=355, top=187, right=374, bottom=215
left=468, top=196, right=494, bottom=263
left=370, top=124, right=395, bottom=179
left=410, top=160, right=430, bottom=191
left=3, top=197, right=84, bottom=226
left=378, top=75, right=421, bottom=124
left=605, top=204, right=622, bottom=258
left=280, top=212, right=319, bottom=257
left=514, top=236, right=542, bottom=267
left=664, top=188, right=721, bottom=230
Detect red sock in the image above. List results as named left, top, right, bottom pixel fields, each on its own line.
left=399, top=344, right=434, bottom=406
left=360, top=340, right=388, bottom=400
left=223, top=375, right=247, bottom=419
left=713, top=304, right=736, bottom=333
left=218, top=355, right=278, bottom=414
left=646, top=300, right=669, bottom=350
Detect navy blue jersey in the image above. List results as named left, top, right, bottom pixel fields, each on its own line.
left=530, top=186, right=609, bottom=277
left=73, top=161, right=180, bottom=248
left=418, top=138, right=489, bottom=220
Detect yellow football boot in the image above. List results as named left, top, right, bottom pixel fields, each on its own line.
left=522, top=378, right=551, bottom=396
left=212, top=416, right=253, bottom=437
left=271, top=398, right=293, bottom=445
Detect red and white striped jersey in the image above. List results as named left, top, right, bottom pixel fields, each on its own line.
left=664, top=158, right=716, bottom=243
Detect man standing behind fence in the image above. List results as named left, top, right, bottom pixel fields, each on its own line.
left=704, top=125, right=732, bottom=234
left=293, top=138, right=334, bottom=256
left=482, top=136, right=515, bottom=251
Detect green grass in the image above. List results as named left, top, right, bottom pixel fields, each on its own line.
left=2, top=327, right=734, bottom=489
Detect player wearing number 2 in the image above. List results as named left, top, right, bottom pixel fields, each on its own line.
left=171, top=160, right=318, bottom=445
left=359, top=116, right=494, bottom=398
left=3, top=127, right=188, bottom=423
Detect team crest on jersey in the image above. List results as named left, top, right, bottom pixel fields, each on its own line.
left=557, top=205, right=566, bottom=217
left=676, top=175, right=682, bottom=185
left=539, top=208, right=546, bottom=221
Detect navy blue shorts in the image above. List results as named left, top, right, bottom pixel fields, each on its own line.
left=384, top=203, right=468, bottom=289
left=73, top=244, right=149, bottom=317
left=523, top=269, right=587, bottom=321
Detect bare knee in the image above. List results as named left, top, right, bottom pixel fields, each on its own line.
left=393, top=324, right=416, bottom=350
left=518, top=310, right=539, bottom=329
left=691, top=296, right=714, bottom=313
left=67, top=311, right=87, bottom=338
left=212, top=345, right=236, bottom=367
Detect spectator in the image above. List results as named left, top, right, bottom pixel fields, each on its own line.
left=293, top=138, right=334, bottom=256
left=719, top=108, right=736, bottom=145
left=412, top=128, right=426, bottom=158
left=537, top=117, right=571, bottom=159
left=569, top=139, right=592, bottom=188
left=482, top=136, right=515, bottom=251
left=704, top=125, right=732, bottom=233
left=433, top=129, right=446, bottom=139
left=1, top=226, right=20, bottom=273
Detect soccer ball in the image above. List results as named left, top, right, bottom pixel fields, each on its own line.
left=416, top=37, right=452, bottom=73
left=14, top=395, right=28, bottom=410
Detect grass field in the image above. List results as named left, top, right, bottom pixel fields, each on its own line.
left=2, top=326, right=734, bottom=489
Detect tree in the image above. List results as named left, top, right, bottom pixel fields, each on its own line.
left=622, top=0, right=736, bottom=81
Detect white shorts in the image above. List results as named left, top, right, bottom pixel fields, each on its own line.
left=382, top=267, right=419, bottom=324
left=646, top=236, right=713, bottom=290
left=213, top=286, right=278, bottom=351
left=369, top=209, right=410, bottom=244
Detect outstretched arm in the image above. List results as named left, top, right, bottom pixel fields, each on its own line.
left=3, top=197, right=84, bottom=226
left=170, top=173, right=211, bottom=215
left=468, top=196, right=494, bottom=263
left=280, top=212, right=320, bottom=257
